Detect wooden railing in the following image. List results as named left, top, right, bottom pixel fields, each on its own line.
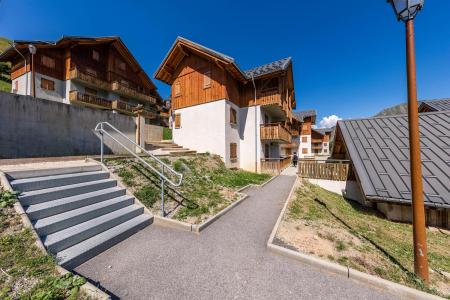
left=260, top=123, right=292, bottom=143
left=109, top=72, right=157, bottom=104
left=112, top=100, right=136, bottom=115
left=69, top=68, right=110, bottom=90
left=298, top=161, right=350, bottom=181
left=261, top=157, right=291, bottom=174
left=257, top=88, right=282, bottom=106
left=69, top=91, right=112, bottom=109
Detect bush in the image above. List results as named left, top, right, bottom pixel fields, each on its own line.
left=163, top=127, right=172, bottom=140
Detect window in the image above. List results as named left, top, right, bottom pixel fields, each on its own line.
left=92, top=50, right=100, bottom=61
left=116, top=59, right=126, bottom=71
left=174, top=113, right=181, bottom=129
left=323, top=142, right=328, bottom=146
left=41, top=55, right=55, bottom=69
left=324, top=149, right=328, bottom=153
left=230, top=107, right=237, bottom=125
left=302, top=148, right=308, bottom=154
left=203, top=70, right=211, bottom=89
left=41, top=78, right=55, bottom=91
left=230, top=143, right=237, bottom=161
left=174, top=81, right=181, bottom=97
left=301, top=136, right=307, bottom=143
left=86, top=67, right=97, bottom=77
left=85, top=87, right=97, bottom=95
left=13, top=81, right=19, bottom=93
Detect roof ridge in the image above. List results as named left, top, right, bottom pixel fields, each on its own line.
left=338, top=109, right=450, bottom=124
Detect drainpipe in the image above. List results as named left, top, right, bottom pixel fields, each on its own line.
left=251, top=75, right=257, bottom=173
left=28, top=45, right=37, bottom=98
left=8, top=42, right=28, bottom=95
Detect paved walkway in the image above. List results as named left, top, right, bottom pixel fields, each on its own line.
left=76, top=169, right=397, bottom=299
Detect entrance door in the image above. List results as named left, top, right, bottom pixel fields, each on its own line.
left=264, top=144, right=270, bottom=159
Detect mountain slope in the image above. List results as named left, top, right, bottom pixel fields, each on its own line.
left=0, top=37, right=11, bottom=92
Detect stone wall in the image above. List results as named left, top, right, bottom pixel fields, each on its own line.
left=0, top=91, right=136, bottom=158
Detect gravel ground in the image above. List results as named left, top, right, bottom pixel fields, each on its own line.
left=75, top=169, right=398, bottom=300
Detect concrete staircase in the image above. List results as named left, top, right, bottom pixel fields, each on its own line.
left=145, top=140, right=197, bottom=156
left=7, top=164, right=152, bottom=270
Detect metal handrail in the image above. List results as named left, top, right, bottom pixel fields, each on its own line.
left=94, top=122, right=183, bottom=187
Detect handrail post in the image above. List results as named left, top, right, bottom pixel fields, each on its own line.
left=100, top=123, right=104, bottom=164
left=161, top=179, right=165, bottom=217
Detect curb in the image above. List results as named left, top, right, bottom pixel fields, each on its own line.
left=266, top=178, right=442, bottom=300
left=237, top=174, right=278, bottom=193
left=0, top=171, right=111, bottom=300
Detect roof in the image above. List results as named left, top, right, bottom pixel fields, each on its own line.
left=154, top=36, right=292, bottom=84
left=244, top=57, right=291, bottom=79
left=337, top=111, right=450, bottom=208
left=293, top=110, right=317, bottom=123
left=419, top=99, right=450, bottom=112
left=314, top=127, right=334, bottom=135
left=0, top=36, right=160, bottom=98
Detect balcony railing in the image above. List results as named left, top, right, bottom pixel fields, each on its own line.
left=112, top=100, right=136, bottom=115
left=260, top=123, right=292, bottom=143
left=109, top=72, right=157, bottom=104
left=69, top=91, right=112, bottom=110
left=69, top=68, right=110, bottom=90
left=298, top=161, right=351, bottom=181
left=257, top=88, right=282, bottom=106
left=261, top=157, right=291, bottom=174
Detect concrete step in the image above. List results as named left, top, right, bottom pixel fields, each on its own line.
left=44, top=205, right=144, bottom=253
left=57, top=214, right=152, bottom=269
left=169, top=150, right=197, bottom=156
left=11, top=171, right=110, bottom=192
left=161, top=147, right=188, bottom=151
left=34, top=195, right=134, bottom=235
left=6, top=164, right=102, bottom=180
left=25, top=187, right=126, bottom=220
left=19, top=179, right=117, bottom=206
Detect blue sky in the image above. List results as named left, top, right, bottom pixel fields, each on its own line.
left=1, top=0, right=449, bottom=124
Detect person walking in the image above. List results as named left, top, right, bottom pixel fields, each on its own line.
left=292, top=152, right=298, bottom=167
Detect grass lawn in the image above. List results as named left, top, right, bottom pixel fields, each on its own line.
left=276, top=180, right=450, bottom=298
left=0, top=190, right=87, bottom=299
left=0, top=80, right=11, bottom=93
left=105, top=154, right=271, bottom=224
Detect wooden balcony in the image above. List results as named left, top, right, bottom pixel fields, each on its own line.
left=112, top=100, right=136, bottom=115
left=261, top=157, right=291, bottom=174
left=257, top=88, right=282, bottom=106
left=298, top=161, right=351, bottom=181
left=69, top=68, right=110, bottom=90
left=260, top=123, right=292, bottom=143
left=69, top=91, right=112, bottom=110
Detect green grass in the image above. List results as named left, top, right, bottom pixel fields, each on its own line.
left=162, top=127, right=172, bottom=140
left=0, top=190, right=87, bottom=299
left=287, top=181, right=450, bottom=298
left=108, top=154, right=271, bottom=223
left=0, top=79, right=10, bottom=93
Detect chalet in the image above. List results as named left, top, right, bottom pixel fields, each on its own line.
left=311, top=127, right=333, bottom=157
left=0, top=36, right=165, bottom=125
left=292, top=110, right=317, bottom=158
left=331, top=111, right=450, bottom=229
left=155, top=37, right=299, bottom=173
left=418, top=98, right=450, bottom=112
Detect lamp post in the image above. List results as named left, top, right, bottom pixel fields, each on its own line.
left=387, top=0, right=428, bottom=283
left=28, top=44, right=37, bottom=98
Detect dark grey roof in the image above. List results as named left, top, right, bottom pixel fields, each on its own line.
left=419, top=99, right=450, bottom=112
left=244, top=57, right=291, bottom=79
left=293, top=110, right=317, bottom=122
left=338, top=111, right=450, bottom=208
left=314, top=127, right=334, bottom=135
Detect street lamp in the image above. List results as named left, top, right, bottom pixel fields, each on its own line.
left=28, top=44, right=37, bottom=98
left=387, top=0, right=428, bottom=283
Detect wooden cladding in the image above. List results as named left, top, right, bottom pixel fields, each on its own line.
left=301, top=120, right=312, bottom=135
left=203, top=70, right=211, bottom=89
left=41, top=78, right=55, bottom=91
left=260, top=123, right=291, bottom=144
left=298, top=161, right=350, bottom=181
left=41, top=55, right=56, bottom=69
left=230, top=143, right=237, bottom=160
left=174, top=113, right=181, bottom=129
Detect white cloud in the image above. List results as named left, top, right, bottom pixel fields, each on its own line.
left=318, top=115, right=342, bottom=128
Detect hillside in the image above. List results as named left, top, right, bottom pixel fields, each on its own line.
left=375, top=103, right=408, bottom=117
left=0, top=37, right=11, bottom=92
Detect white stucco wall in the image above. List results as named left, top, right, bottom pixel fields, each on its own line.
left=225, top=101, right=241, bottom=168
left=299, top=134, right=312, bottom=158
left=11, top=72, right=31, bottom=95
left=172, top=100, right=227, bottom=162
left=239, top=105, right=262, bottom=172
left=12, top=72, right=65, bottom=103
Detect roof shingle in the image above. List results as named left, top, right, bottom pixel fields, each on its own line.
left=244, top=57, right=291, bottom=79
left=293, top=110, right=317, bottom=122
left=337, top=111, right=450, bottom=208
left=419, top=99, right=450, bottom=112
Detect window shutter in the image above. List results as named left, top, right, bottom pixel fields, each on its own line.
left=174, top=81, right=181, bottom=97
left=302, top=148, right=308, bottom=154
left=41, top=78, right=55, bottom=91
left=174, top=113, right=181, bottom=129
left=41, top=55, right=55, bottom=69
left=230, top=143, right=237, bottom=160
left=301, top=136, right=307, bottom=143
left=230, top=107, right=237, bottom=125
left=203, top=70, right=211, bottom=89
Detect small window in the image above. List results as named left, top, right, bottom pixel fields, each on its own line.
left=41, top=55, right=55, bottom=69
left=85, top=87, right=97, bottom=95
left=92, top=50, right=100, bottom=61
left=174, top=113, right=181, bottom=129
left=302, top=148, right=308, bottom=154
left=324, top=149, right=328, bottom=153
left=117, top=59, right=126, bottom=71
left=174, top=81, right=181, bottom=97
left=230, top=143, right=237, bottom=161
left=86, top=67, right=97, bottom=77
left=323, top=142, right=328, bottom=146
left=301, top=136, right=307, bottom=143
left=203, top=70, right=211, bottom=89
left=14, top=81, right=19, bottom=93
left=41, top=78, right=55, bottom=91
left=230, top=107, right=237, bottom=125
